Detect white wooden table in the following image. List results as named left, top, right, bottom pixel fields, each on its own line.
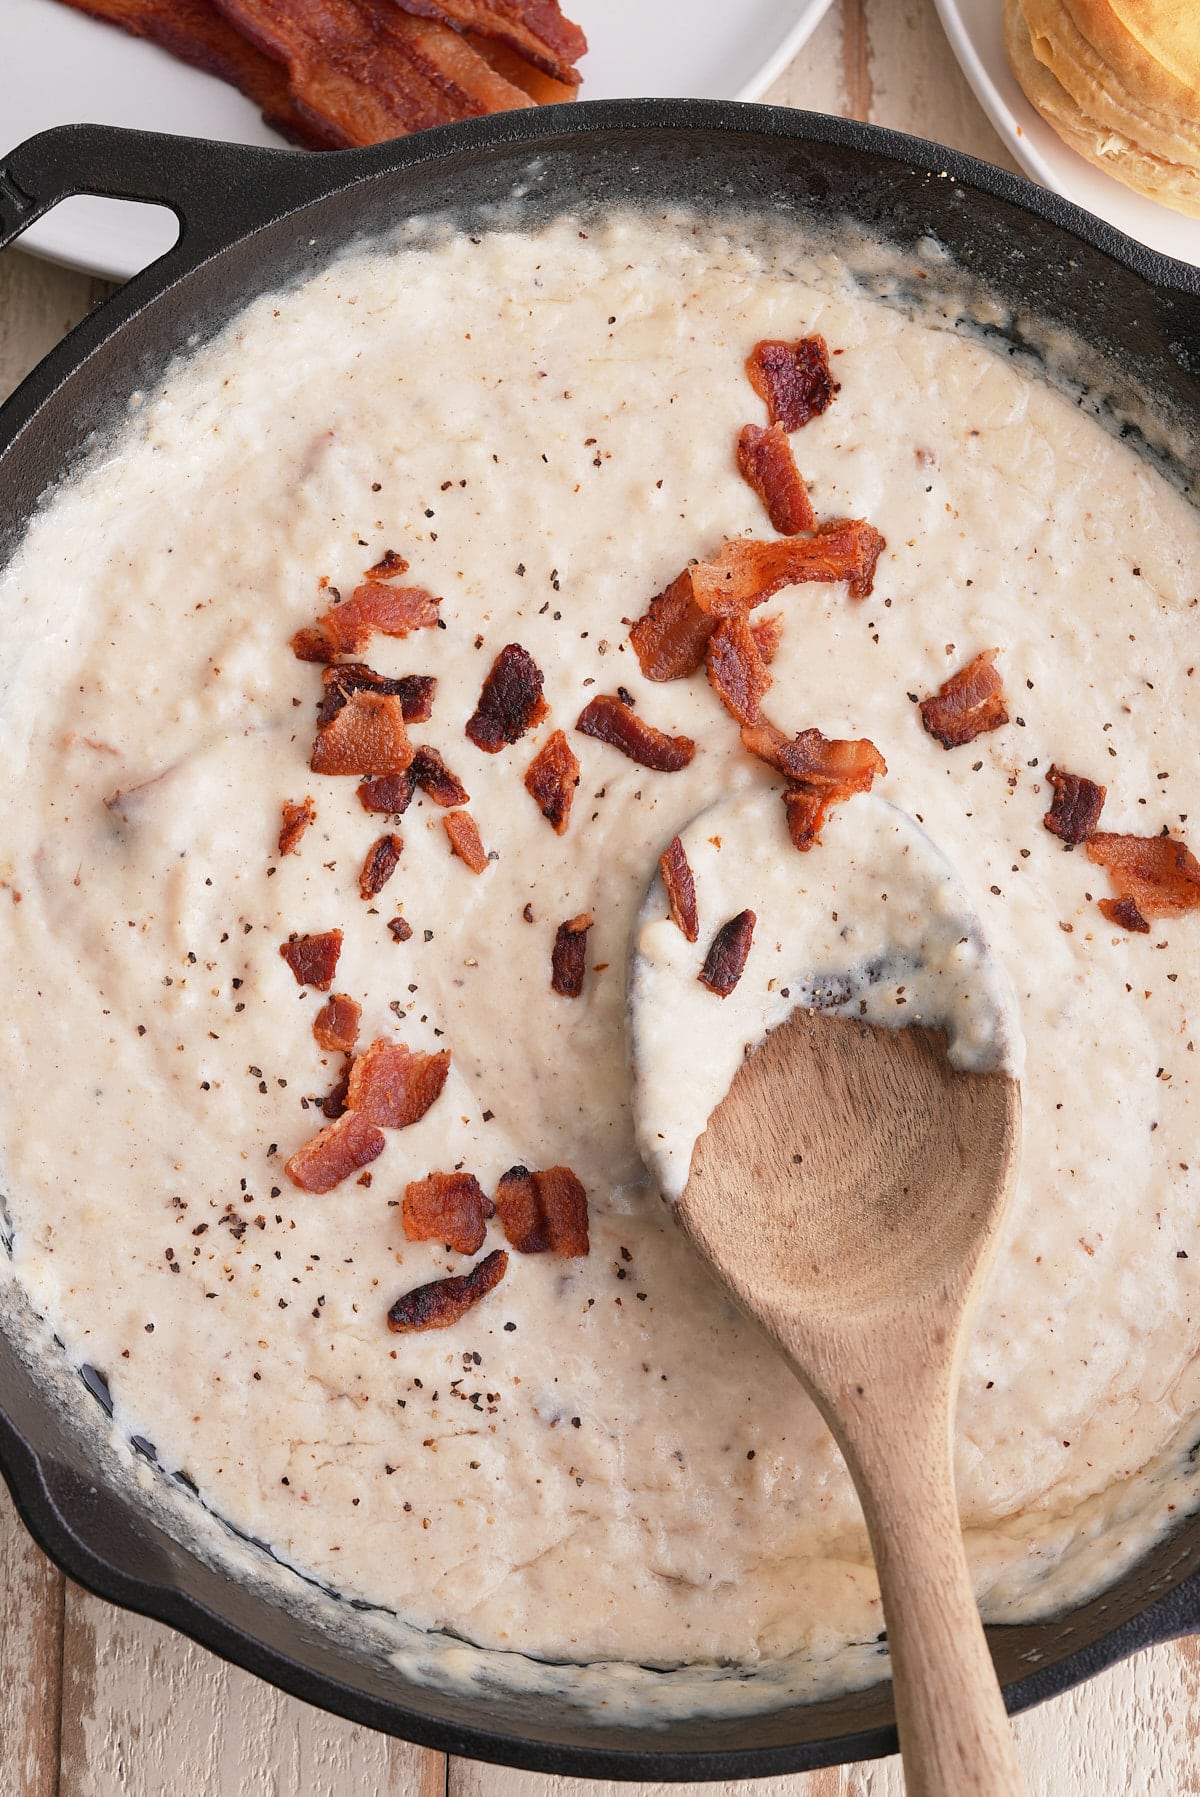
left=2, top=3, right=1197, bottom=1790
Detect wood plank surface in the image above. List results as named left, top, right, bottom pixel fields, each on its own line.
left=0, top=2, right=1195, bottom=1792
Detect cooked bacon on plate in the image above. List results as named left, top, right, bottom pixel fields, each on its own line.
left=313, top=992, right=362, bottom=1054
left=393, top=0, right=586, bottom=85
left=494, top=1164, right=589, bottom=1255
left=402, top=1170, right=495, bottom=1255
left=311, top=690, right=413, bottom=776
left=317, top=663, right=436, bottom=728
left=359, top=832, right=404, bottom=898
left=576, top=693, right=696, bottom=771
left=1043, top=764, right=1106, bottom=845
left=919, top=648, right=1008, bottom=749
left=1086, top=832, right=1200, bottom=932
left=411, top=745, right=470, bottom=807
left=550, top=911, right=593, bottom=996
left=706, top=611, right=772, bottom=725
left=746, top=335, right=839, bottom=432
left=387, top=1247, right=509, bottom=1332
left=277, top=796, right=316, bottom=856
left=465, top=643, right=549, bottom=751
left=292, top=579, right=441, bottom=662
left=736, top=423, right=816, bottom=534
left=346, top=1038, right=450, bottom=1128
left=659, top=835, right=698, bottom=942
left=443, top=809, right=489, bottom=872
left=524, top=729, right=580, bottom=833
left=357, top=768, right=417, bottom=815
left=279, top=929, right=343, bottom=989
left=285, top=1110, right=385, bottom=1192
left=699, top=909, right=756, bottom=997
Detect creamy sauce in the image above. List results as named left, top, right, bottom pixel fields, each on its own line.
left=1, top=210, right=1199, bottom=1715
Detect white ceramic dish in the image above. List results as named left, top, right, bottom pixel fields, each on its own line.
left=1, top=0, right=834, bottom=281
left=934, top=0, right=1200, bottom=267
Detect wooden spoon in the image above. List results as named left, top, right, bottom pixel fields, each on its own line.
left=679, top=1006, right=1024, bottom=1796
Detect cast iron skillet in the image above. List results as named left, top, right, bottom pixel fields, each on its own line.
left=1, top=100, right=1199, bottom=1782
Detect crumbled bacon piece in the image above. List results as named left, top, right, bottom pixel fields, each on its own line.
left=443, top=809, right=489, bottom=873
left=465, top=643, right=548, bottom=751
left=551, top=911, right=593, bottom=997
left=411, top=745, right=470, bottom=807
left=576, top=694, right=695, bottom=771
left=403, top=1170, right=495, bottom=1256
left=1043, top=765, right=1106, bottom=845
left=313, top=993, right=361, bottom=1054
left=358, top=768, right=417, bottom=816
left=699, top=910, right=756, bottom=997
left=277, top=796, right=315, bottom=857
left=494, top=1165, right=589, bottom=1256
left=659, top=836, right=698, bottom=942
left=737, top=423, right=816, bottom=534
left=783, top=787, right=835, bottom=852
left=321, top=1067, right=351, bottom=1119
left=359, top=833, right=404, bottom=899
left=706, top=612, right=772, bottom=725
left=387, top=1248, right=509, bottom=1333
left=279, top=929, right=343, bottom=990
left=285, top=1111, right=385, bottom=1193
left=364, top=548, right=409, bottom=580
left=741, top=722, right=887, bottom=793
left=524, top=729, right=580, bottom=834
left=317, top=664, right=435, bottom=728
left=691, top=521, right=885, bottom=612
left=388, top=916, right=414, bottom=942
left=1086, top=833, right=1200, bottom=930
left=311, top=691, right=413, bottom=776
left=346, top=1039, right=450, bottom=1129
left=292, top=582, right=441, bottom=662
left=628, top=571, right=715, bottom=682
left=746, top=336, right=839, bottom=431
left=920, top=649, right=1008, bottom=750
left=751, top=613, right=784, bottom=664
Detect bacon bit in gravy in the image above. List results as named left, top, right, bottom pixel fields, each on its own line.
left=524, top=729, right=580, bottom=833
left=737, top=423, right=816, bottom=534
left=358, top=768, right=416, bottom=816
left=411, top=745, right=470, bottom=808
left=628, top=571, right=714, bottom=682
left=1086, top=833, right=1200, bottom=930
left=364, top=548, right=409, bottom=580
left=387, top=1247, right=509, bottom=1333
left=285, top=1110, right=385, bottom=1192
left=750, top=613, right=784, bottom=665
left=691, top=521, right=885, bottom=613
left=402, top=1170, right=495, bottom=1255
left=659, top=836, right=698, bottom=942
left=346, top=1038, right=451, bottom=1129
left=359, top=832, right=404, bottom=899
left=494, top=1165, right=589, bottom=1256
left=1100, top=894, right=1151, bottom=933
left=292, top=582, right=441, bottom=662
left=317, top=663, right=436, bottom=728
left=279, top=929, right=343, bottom=990
left=1044, top=765, right=1107, bottom=845
left=746, top=336, right=839, bottom=431
left=321, top=1067, right=351, bottom=1119
left=388, top=916, right=414, bottom=942
left=443, top=809, right=489, bottom=873
left=312, top=993, right=361, bottom=1054
left=576, top=693, right=695, bottom=771
left=551, top=911, right=593, bottom=997
left=311, top=691, right=413, bottom=776
left=741, top=721, right=887, bottom=793
left=783, top=787, right=835, bottom=852
left=699, top=909, right=757, bottom=997
left=465, top=642, right=549, bottom=751
left=919, top=648, right=1008, bottom=749
left=706, top=612, right=772, bottom=725
left=277, top=796, right=316, bottom=857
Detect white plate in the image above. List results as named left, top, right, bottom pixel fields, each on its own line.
left=934, top=0, right=1200, bottom=268
left=3, top=0, right=834, bottom=283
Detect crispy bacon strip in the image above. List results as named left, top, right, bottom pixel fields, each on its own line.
left=750, top=613, right=784, bottom=665
left=403, top=1170, right=495, bottom=1255
left=318, top=664, right=436, bottom=728
left=627, top=571, right=714, bottom=682
left=387, top=1247, right=508, bottom=1333
left=659, top=836, right=698, bottom=942
left=313, top=993, right=362, bottom=1054
left=462, top=29, right=576, bottom=100
left=576, top=693, right=695, bottom=771
left=920, top=649, right=1008, bottom=750
left=364, top=549, right=409, bottom=580
left=359, top=832, right=404, bottom=899
left=706, top=612, right=772, bottom=725
left=311, top=691, right=413, bottom=776
left=443, top=809, right=489, bottom=873
left=741, top=722, right=887, bottom=792
left=393, top=0, right=586, bottom=84
left=292, top=581, right=441, bottom=662
left=1043, top=765, right=1106, bottom=845
left=465, top=643, right=549, bottom=751
left=691, top=522, right=885, bottom=613
left=737, top=423, right=816, bottom=534
left=411, top=745, right=470, bottom=807
left=699, top=910, right=756, bottom=997
left=346, top=1039, right=450, bottom=1128
left=279, top=929, right=343, bottom=990
left=278, top=796, right=316, bottom=856
left=746, top=336, right=839, bottom=431
left=1086, top=833, right=1200, bottom=930
left=524, top=729, right=580, bottom=834
left=285, top=1110, right=385, bottom=1193
left=550, top=911, right=593, bottom=997
left=494, top=1165, right=589, bottom=1256
left=357, top=768, right=417, bottom=815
